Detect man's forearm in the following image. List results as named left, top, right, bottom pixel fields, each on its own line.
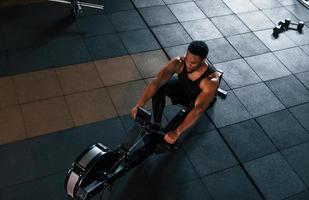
left=175, top=107, right=204, bottom=135
left=136, top=80, right=160, bottom=107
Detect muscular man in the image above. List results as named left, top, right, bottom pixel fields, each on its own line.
left=131, top=41, right=220, bottom=144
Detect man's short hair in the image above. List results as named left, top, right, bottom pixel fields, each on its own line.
left=187, top=41, right=209, bottom=59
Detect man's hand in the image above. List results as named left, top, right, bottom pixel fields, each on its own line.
left=130, top=105, right=139, bottom=119
left=164, top=130, right=181, bottom=144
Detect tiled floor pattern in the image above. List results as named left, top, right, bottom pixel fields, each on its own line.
left=1, top=0, right=309, bottom=199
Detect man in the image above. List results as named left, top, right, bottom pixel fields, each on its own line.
left=131, top=41, right=220, bottom=144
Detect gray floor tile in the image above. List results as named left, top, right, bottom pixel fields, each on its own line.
left=0, top=53, right=11, bottom=77
left=203, top=166, right=263, bottom=200
left=237, top=11, right=275, bottom=32
left=164, top=43, right=189, bottom=58
left=245, top=53, right=291, bottom=81
left=244, top=152, right=307, bottom=200
left=0, top=171, right=67, bottom=200
left=285, top=191, right=309, bottom=200
left=266, top=75, right=309, bottom=107
left=168, top=2, right=206, bottom=22
left=195, top=0, right=233, bottom=17
left=277, top=0, right=300, bottom=6
left=210, top=14, right=250, bottom=37
left=182, top=18, right=223, bottom=41
left=254, top=29, right=297, bottom=51
left=108, top=10, right=147, bottom=32
left=132, top=0, right=165, bottom=8
left=262, top=7, right=299, bottom=24
left=84, top=33, right=128, bottom=60
left=219, top=78, right=231, bottom=91
left=282, top=142, right=309, bottom=188
left=153, top=179, right=212, bottom=200
left=206, top=90, right=251, bottom=127
left=296, top=71, right=309, bottom=89
left=182, top=130, right=238, bottom=177
left=285, top=26, right=309, bottom=46
left=286, top=4, right=309, bottom=22
left=220, top=120, right=277, bottom=163
left=0, top=141, right=36, bottom=188
left=206, top=38, right=241, bottom=64
left=227, top=33, right=270, bottom=57
left=76, top=14, right=115, bottom=37
left=152, top=23, right=192, bottom=48
left=274, top=47, right=309, bottom=73
left=119, top=29, right=160, bottom=54
left=139, top=5, right=178, bottom=27
left=256, top=109, right=309, bottom=150
left=250, top=0, right=282, bottom=9
left=234, top=82, right=285, bottom=117
left=223, top=0, right=258, bottom=13
left=8, top=46, right=53, bottom=74
left=214, top=59, right=261, bottom=89
left=289, top=103, right=309, bottom=132
left=300, top=44, right=309, bottom=55
left=47, top=38, right=91, bottom=67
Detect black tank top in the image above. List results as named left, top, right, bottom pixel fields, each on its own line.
left=177, top=61, right=217, bottom=99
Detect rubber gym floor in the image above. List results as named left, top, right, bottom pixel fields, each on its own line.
left=0, top=0, right=309, bottom=199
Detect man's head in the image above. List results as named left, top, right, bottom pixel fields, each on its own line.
left=185, top=41, right=209, bottom=73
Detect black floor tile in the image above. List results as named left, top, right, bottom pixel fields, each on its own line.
left=8, top=46, right=53, bottom=75
left=119, top=29, right=160, bottom=54
left=108, top=10, right=147, bottom=32
left=182, top=18, right=223, bottom=41
left=84, top=33, right=128, bottom=60
left=103, top=0, right=134, bottom=13
left=152, top=23, right=192, bottom=48
left=234, top=82, right=285, bottom=117
left=257, top=110, right=309, bottom=150
left=296, top=71, right=309, bottom=89
left=28, top=128, right=84, bottom=178
left=282, top=142, right=309, bottom=188
left=206, top=90, right=251, bottom=127
left=227, top=33, right=270, bottom=57
left=289, top=103, right=309, bottom=132
left=286, top=4, right=309, bottom=22
left=0, top=140, right=36, bottom=188
left=168, top=2, right=206, bottom=22
left=214, top=59, right=261, bottom=89
left=244, top=152, right=307, bottom=200
left=237, top=11, right=274, bottom=32
left=139, top=5, right=178, bottom=27
left=75, top=118, right=126, bottom=149
left=262, top=7, right=300, bottom=24
left=206, top=38, right=241, bottom=64
left=182, top=130, right=238, bottom=177
left=0, top=171, right=67, bottom=200
left=222, top=0, right=258, bottom=13
left=48, top=38, right=91, bottom=67
left=164, top=44, right=189, bottom=59
left=219, top=78, right=231, bottom=91
left=285, top=191, right=309, bottom=200
left=76, top=14, right=115, bottom=37
left=154, top=179, right=212, bottom=200
left=250, top=0, right=282, bottom=9
left=245, top=53, right=291, bottom=81
left=266, top=75, right=309, bottom=107
left=195, top=0, right=233, bottom=18
left=220, top=120, right=277, bottom=163
left=210, top=14, right=250, bottom=37
left=133, top=0, right=165, bottom=8
left=203, top=166, right=263, bottom=200
left=254, top=29, right=297, bottom=51
left=274, top=47, right=309, bottom=73
left=0, top=53, right=11, bottom=77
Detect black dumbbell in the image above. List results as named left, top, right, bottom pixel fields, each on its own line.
left=285, top=18, right=304, bottom=33
left=273, top=24, right=285, bottom=38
